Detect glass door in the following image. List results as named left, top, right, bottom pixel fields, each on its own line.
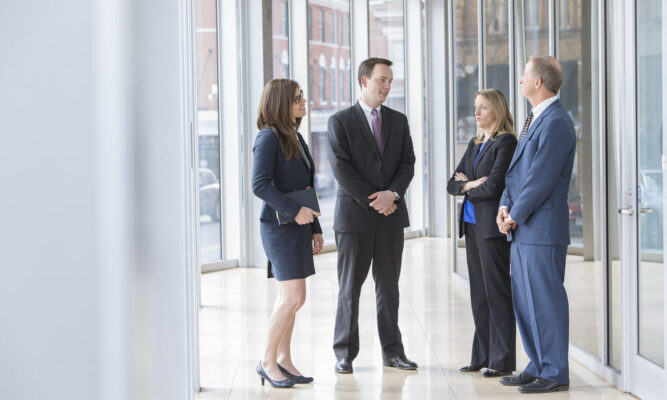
left=626, top=1, right=667, bottom=396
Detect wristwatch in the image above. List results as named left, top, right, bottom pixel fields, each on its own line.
left=392, top=191, right=400, bottom=204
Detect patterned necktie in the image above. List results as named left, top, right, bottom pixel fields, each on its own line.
left=370, top=108, right=382, bottom=152
left=519, top=111, right=534, bottom=142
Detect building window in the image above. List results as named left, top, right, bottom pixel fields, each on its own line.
left=309, top=65, right=313, bottom=104
left=319, top=10, right=324, bottom=41
left=331, top=59, right=337, bottom=104
left=308, top=7, right=312, bottom=40
left=330, top=12, right=335, bottom=43
left=319, top=66, right=326, bottom=103
left=281, top=1, right=288, bottom=36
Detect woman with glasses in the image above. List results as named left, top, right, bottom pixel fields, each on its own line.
left=252, top=79, right=324, bottom=388
left=447, top=89, right=517, bottom=378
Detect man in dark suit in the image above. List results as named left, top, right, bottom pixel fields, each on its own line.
left=327, top=58, right=416, bottom=374
left=497, top=56, right=576, bottom=393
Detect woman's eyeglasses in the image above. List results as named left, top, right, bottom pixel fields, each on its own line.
left=293, top=90, right=304, bottom=104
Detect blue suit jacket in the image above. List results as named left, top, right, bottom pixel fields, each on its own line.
left=499, top=100, right=576, bottom=245
left=252, top=128, right=322, bottom=233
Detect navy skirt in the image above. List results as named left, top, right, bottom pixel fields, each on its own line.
left=260, top=221, right=315, bottom=281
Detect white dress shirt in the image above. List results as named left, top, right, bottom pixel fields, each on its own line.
left=358, top=98, right=381, bottom=133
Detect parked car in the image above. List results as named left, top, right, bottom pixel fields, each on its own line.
left=199, top=168, right=221, bottom=222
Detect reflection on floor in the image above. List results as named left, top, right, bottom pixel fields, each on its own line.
left=197, top=238, right=634, bottom=399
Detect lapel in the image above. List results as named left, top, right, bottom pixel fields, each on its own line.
left=507, top=100, right=560, bottom=172
left=473, top=138, right=494, bottom=176
left=296, top=133, right=315, bottom=184
left=380, top=105, right=391, bottom=154
left=466, top=142, right=480, bottom=177
left=353, top=102, right=382, bottom=159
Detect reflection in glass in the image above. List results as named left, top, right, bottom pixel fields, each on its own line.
left=523, top=0, right=549, bottom=57
left=485, top=0, right=510, bottom=99
left=369, top=0, right=406, bottom=114
left=272, top=0, right=290, bottom=79
left=637, top=0, right=664, bottom=367
left=195, top=0, right=222, bottom=262
left=453, top=0, right=479, bottom=278
left=558, top=0, right=602, bottom=359
left=308, top=1, right=351, bottom=243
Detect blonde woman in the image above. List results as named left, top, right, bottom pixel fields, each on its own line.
left=447, top=89, right=518, bottom=377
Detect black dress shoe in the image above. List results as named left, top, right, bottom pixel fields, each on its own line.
left=335, top=358, right=353, bottom=374
left=482, top=368, right=513, bottom=378
left=499, top=371, right=536, bottom=386
left=518, top=377, right=569, bottom=393
left=459, top=365, right=485, bottom=372
left=383, top=355, right=418, bottom=370
left=277, top=363, right=313, bottom=383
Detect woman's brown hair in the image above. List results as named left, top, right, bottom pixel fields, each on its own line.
left=256, top=79, right=302, bottom=160
left=473, top=89, right=516, bottom=144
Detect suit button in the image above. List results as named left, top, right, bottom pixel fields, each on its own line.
left=377, top=169, right=381, bottom=172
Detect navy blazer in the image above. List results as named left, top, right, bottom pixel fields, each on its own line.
left=499, top=100, right=576, bottom=245
left=327, top=102, right=415, bottom=233
left=252, top=128, right=322, bottom=233
left=447, top=133, right=517, bottom=239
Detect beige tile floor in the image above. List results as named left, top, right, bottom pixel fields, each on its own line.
left=197, top=238, right=636, bottom=399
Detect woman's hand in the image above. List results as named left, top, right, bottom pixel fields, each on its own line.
left=461, top=176, right=488, bottom=192
left=294, top=206, right=321, bottom=225
left=454, top=172, right=468, bottom=181
left=312, top=234, right=324, bottom=255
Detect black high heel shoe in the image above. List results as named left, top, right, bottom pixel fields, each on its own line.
left=277, top=363, right=314, bottom=384
left=256, top=362, right=295, bottom=388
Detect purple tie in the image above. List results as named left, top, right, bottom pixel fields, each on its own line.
left=370, top=108, right=382, bottom=152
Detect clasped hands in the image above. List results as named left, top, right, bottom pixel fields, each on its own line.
left=496, top=207, right=516, bottom=236
left=369, top=190, right=397, bottom=216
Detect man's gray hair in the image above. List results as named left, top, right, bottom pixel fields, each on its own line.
left=528, top=55, right=563, bottom=94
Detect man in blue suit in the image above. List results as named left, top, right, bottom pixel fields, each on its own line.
left=496, top=56, right=575, bottom=394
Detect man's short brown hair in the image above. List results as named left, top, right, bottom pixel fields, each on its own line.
left=528, top=55, right=563, bottom=94
left=357, top=57, right=393, bottom=87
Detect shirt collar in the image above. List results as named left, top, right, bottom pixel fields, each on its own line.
left=531, top=95, right=558, bottom=121
left=359, top=98, right=381, bottom=117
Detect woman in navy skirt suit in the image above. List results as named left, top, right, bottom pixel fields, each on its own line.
left=252, top=79, right=324, bottom=388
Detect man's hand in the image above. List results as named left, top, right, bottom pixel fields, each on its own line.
left=496, top=207, right=516, bottom=236
left=312, top=234, right=324, bottom=255
left=369, top=190, right=397, bottom=215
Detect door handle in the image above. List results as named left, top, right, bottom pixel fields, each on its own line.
left=618, top=206, right=634, bottom=216
left=640, top=207, right=654, bottom=214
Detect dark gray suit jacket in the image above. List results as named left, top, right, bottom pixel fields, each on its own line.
left=327, top=102, right=415, bottom=233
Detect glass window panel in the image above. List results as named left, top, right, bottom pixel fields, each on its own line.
left=524, top=0, right=549, bottom=57
left=195, top=0, right=222, bottom=262
left=452, top=0, right=479, bottom=278
left=484, top=0, right=510, bottom=100
left=369, top=0, right=406, bottom=114
left=308, top=1, right=351, bottom=243
left=559, top=0, right=602, bottom=359
left=637, top=0, right=664, bottom=367
left=272, top=0, right=290, bottom=79
left=319, top=10, right=324, bottom=41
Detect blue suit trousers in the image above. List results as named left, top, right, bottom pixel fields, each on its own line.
left=511, top=242, right=569, bottom=384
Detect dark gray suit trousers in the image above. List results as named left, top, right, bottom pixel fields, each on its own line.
left=333, top=229, right=405, bottom=361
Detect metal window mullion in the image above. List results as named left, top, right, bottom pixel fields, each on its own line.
left=478, top=0, right=485, bottom=90
left=509, top=0, right=516, bottom=117
left=549, top=0, right=557, bottom=57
